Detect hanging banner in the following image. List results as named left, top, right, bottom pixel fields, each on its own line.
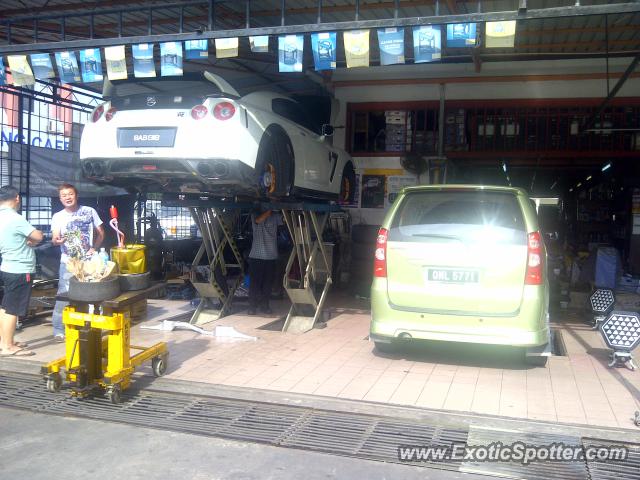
left=413, top=26, right=442, bottom=63
left=184, top=40, right=208, bottom=59
left=29, top=53, right=55, bottom=80
left=343, top=30, right=370, bottom=68
left=377, top=28, right=405, bottom=66
left=79, top=49, right=103, bottom=82
left=311, top=32, right=337, bottom=71
left=160, top=42, right=183, bottom=76
left=278, top=35, right=304, bottom=72
left=446, top=23, right=477, bottom=47
left=485, top=20, right=517, bottom=48
left=0, top=58, right=6, bottom=86
left=132, top=43, right=156, bottom=78
left=215, top=37, right=239, bottom=58
left=250, top=35, right=269, bottom=53
left=54, top=51, right=81, bottom=84
left=7, top=55, right=35, bottom=86
left=104, top=45, right=128, bottom=80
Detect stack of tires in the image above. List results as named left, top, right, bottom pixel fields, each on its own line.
left=349, top=224, right=380, bottom=298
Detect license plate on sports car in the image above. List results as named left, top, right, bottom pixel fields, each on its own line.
left=118, top=128, right=177, bottom=148
left=426, top=268, right=479, bottom=284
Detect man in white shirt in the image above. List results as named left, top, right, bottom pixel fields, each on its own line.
left=50, top=184, right=104, bottom=340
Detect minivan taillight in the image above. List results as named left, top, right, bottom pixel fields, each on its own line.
left=374, top=228, right=388, bottom=278
left=525, top=231, right=543, bottom=285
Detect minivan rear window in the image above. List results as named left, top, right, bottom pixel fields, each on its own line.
left=389, top=190, right=527, bottom=245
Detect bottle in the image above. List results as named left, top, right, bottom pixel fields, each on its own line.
left=99, top=247, right=109, bottom=266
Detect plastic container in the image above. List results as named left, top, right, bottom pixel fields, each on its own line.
left=99, top=247, right=109, bottom=265
left=110, top=244, right=147, bottom=274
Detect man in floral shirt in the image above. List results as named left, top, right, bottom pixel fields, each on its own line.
left=50, top=184, right=104, bottom=341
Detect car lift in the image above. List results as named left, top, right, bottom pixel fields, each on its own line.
left=163, top=194, right=342, bottom=332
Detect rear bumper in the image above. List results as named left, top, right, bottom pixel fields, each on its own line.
left=370, top=278, right=549, bottom=347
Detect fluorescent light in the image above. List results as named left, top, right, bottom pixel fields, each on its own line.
left=569, top=188, right=574, bottom=192
left=586, top=175, right=592, bottom=181
left=602, top=163, right=612, bottom=172
left=577, top=182, right=582, bottom=187
left=502, top=163, right=507, bottom=172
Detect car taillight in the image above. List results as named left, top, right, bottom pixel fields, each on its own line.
left=525, top=231, right=543, bottom=285
left=91, top=104, right=105, bottom=122
left=374, top=228, right=388, bottom=278
left=213, top=101, right=236, bottom=120
left=105, top=107, right=117, bottom=121
left=191, top=105, right=208, bottom=120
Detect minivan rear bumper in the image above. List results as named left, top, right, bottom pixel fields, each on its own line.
left=370, top=278, right=549, bottom=347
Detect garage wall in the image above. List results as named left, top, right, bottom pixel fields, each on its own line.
left=330, top=58, right=640, bottom=225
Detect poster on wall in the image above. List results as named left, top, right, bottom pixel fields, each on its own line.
left=104, top=45, right=128, bottom=80
left=30, top=53, right=55, bottom=80
left=215, top=37, right=239, bottom=58
left=361, top=174, right=386, bottom=209
left=413, top=26, right=441, bottom=63
left=386, top=175, right=416, bottom=207
left=278, top=35, right=304, bottom=72
left=343, top=30, right=370, bottom=68
left=311, top=32, right=337, bottom=71
left=446, top=23, right=477, bottom=47
left=338, top=174, right=360, bottom=208
left=377, top=28, right=405, bottom=66
left=132, top=44, right=156, bottom=78
left=79, top=49, right=104, bottom=82
left=55, top=51, right=81, bottom=84
left=250, top=36, right=269, bottom=52
left=185, top=40, right=209, bottom=59
left=160, top=42, right=183, bottom=76
left=7, top=55, right=35, bottom=86
left=485, top=21, right=516, bottom=48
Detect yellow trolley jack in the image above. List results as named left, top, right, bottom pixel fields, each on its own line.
left=42, top=298, right=168, bottom=404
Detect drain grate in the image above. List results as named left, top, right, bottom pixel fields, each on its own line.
left=1, top=372, right=640, bottom=479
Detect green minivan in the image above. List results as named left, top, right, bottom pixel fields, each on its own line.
left=370, top=185, right=550, bottom=366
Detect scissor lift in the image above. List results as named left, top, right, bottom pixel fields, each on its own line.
left=163, top=194, right=341, bottom=332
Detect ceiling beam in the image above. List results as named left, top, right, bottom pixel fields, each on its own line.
left=3, top=2, right=640, bottom=54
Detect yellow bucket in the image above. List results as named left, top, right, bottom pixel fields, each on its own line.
left=110, top=244, right=147, bottom=274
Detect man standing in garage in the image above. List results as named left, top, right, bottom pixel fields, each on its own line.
left=50, top=184, right=105, bottom=341
left=0, top=185, right=43, bottom=356
left=247, top=207, right=282, bottom=315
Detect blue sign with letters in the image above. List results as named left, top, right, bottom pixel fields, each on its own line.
left=79, top=49, right=104, bottom=82
left=311, top=32, right=337, bottom=71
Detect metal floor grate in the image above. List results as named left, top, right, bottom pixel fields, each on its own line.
left=1, top=372, right=639, bottom=479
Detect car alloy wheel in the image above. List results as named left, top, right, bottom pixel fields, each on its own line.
left=262, top=163, right=277, bottom=194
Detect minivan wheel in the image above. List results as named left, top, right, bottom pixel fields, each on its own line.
left=524, top=354, right=548, bottom=367
left=374, top=341, right=398, bottom=354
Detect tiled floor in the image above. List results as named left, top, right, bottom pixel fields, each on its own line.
left=7, top=296, right=640, bottom=430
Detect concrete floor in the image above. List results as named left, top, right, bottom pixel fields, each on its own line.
left=5, top=295, right=640, bottom=431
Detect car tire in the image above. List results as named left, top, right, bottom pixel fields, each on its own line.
left=374, top=341, right=398, bottom=354
left=339, top=162, right=356, bottom=204
left=119, top=272, right=151, bottom=292
left=257, top=129, right=294, bottom=198
left=68, top=277, right=121, bottom=303
left=524, top=354, right=549, bottom=367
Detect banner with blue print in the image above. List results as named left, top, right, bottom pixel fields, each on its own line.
left=250, top=36, right=269, bottom=53
left=160, top=42, right=183, bottom=76
left=132, top=44, right=156, bottom=77
left=0, top=58, right=5, bottom=86
left=79, top=49, right=103, bottom=82
left=54, top=51, right=81, bottom=83
left=30, top=53, right=55, bottom=80
left=446, top=23, right=477, bottom=47
left=413, top=26, right=441, bottom=63
left=377, top=28, right=405, bottom=66
left=311, top=32, right=337, bottom=71
left=278, top=35, right=304, bottom=72
left=185, top=40, right=208, bottom=59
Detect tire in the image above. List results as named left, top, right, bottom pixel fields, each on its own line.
left=45, top=373, right=62, bottom=393
left=107, top=385, right=122, bottom=404
left=374, top=341, right=398, bottom=354
left=351, top=224, right=380, bottom=244
left=256, top=129, right=294, bottom=198
left=525, top=355, right=549, bottom=367
left=339, top=162, right=356, bottom=204
left=152, top=356, right=168, bottom=377
left=119, top=271, right=151, bottom=292
left=68, top=277, right=121, bottom=303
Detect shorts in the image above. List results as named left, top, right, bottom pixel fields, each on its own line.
left=1, top=271, right=33, bottom=317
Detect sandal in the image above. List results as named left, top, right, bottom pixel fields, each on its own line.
left=13, top=341, right=28, bottom=348
left=0, top=347, right=35, bottom=357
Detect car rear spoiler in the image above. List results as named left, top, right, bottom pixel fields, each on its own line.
left=203, top=71, right=239, bottom=97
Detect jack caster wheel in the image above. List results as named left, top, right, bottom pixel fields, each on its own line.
left=45, top=373, right=62, bottom=393
left=106, top=385, right=122, bottom=404
left=152, top=356, right=168, bottom=377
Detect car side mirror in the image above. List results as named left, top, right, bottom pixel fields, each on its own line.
left=321, top=124, right=335, bottom=137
